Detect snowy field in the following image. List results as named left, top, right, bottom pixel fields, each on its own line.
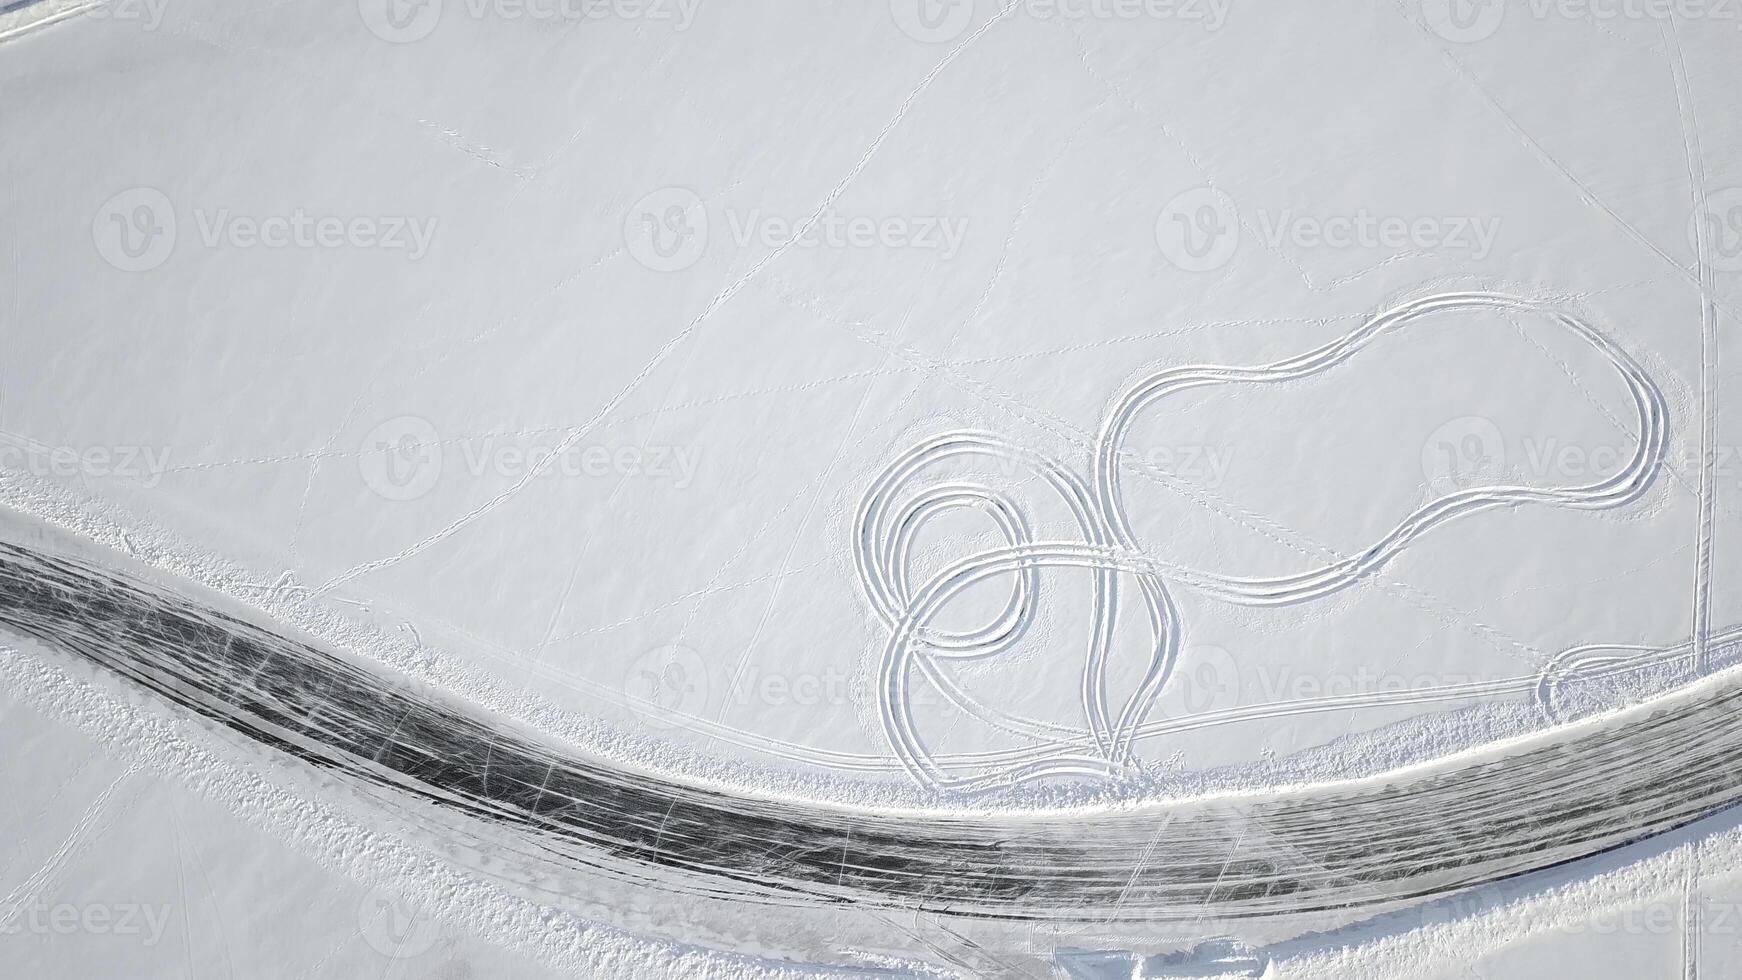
left=2, top=0, right=1741, bottom=976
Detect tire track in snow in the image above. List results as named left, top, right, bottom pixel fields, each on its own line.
left=3, top=513, right=1742, bottom=926
left=858, top=292, right=1669, bottom=791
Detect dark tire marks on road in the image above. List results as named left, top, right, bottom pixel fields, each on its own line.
left=1, top=531, right=1738, bottom=931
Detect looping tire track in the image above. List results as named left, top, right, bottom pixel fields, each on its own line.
left=857, top=291, right=1669, bottom=792
left=0, top=291, right=1717, bottom=951
left=0, top=295, right=1728, bottom=942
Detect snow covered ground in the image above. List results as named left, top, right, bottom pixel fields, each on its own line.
left=3, top=0, right=1741, bottom=975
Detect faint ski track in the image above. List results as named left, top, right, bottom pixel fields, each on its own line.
left=1392, top=0, right=1742, bottom=329
left=764, top=273, right=1565, bottom=674
left=701, top=301, right=918, bottom=756
left=0, top=762, right=138, bottom=931
left=1661, top=12, right=1719, bottom=675
left=311, top=4, right=1021, bottom=601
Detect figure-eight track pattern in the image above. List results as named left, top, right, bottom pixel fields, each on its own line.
left=0, top=292, right=1733, bottom=927
left=856, top=291, right=1668, bottom=791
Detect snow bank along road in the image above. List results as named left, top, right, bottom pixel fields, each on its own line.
left=1, top=517, right=1738, bottom=934
left=0, top=291, right=1726, bottom=973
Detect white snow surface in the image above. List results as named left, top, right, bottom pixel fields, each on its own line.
left=3, top=0, right=1741, bottom=975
